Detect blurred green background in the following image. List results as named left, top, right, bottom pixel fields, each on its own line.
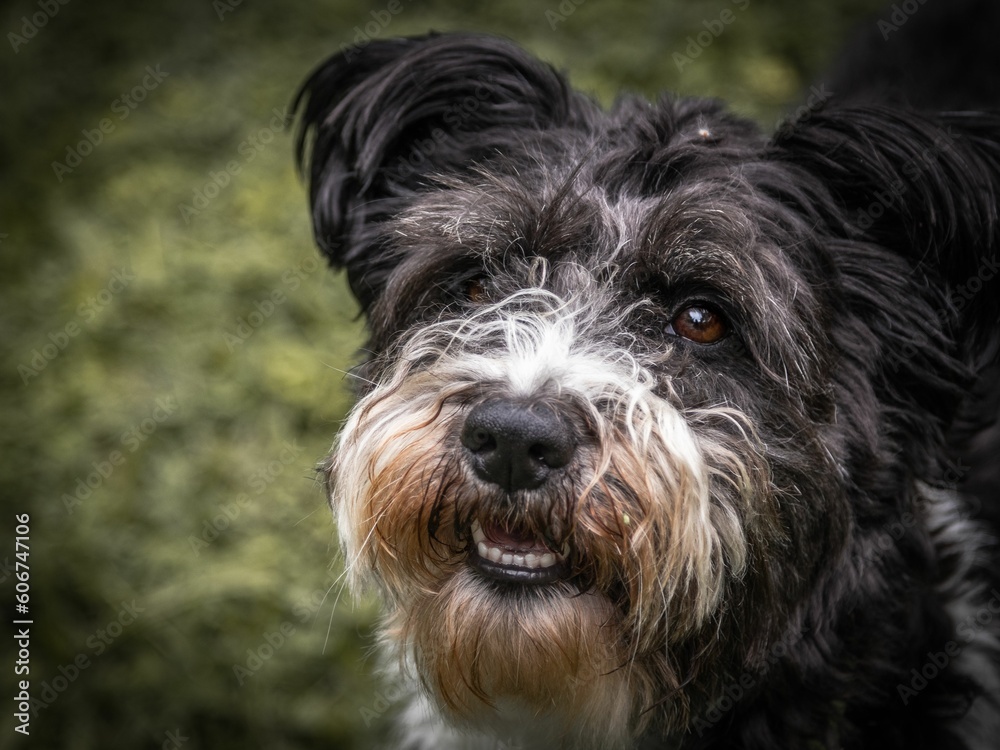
left=1, top=0, right=885, bottom=747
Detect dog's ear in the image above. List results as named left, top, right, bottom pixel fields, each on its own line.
left=294, top=33, right=591, bottom=310
left=769, top=107, right=1000, bottom=357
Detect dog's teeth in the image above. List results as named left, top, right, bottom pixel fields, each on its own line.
left=560, top=542, right=570, bottom=558
left=473, top=531, right=562, bottom=570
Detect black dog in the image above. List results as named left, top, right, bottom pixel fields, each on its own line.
left=293, top=11, right=1000, bottom=749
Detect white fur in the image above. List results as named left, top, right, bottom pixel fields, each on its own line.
left=327, top=279, right=754, bottom=747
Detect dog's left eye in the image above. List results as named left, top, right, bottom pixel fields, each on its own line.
left=667, top=304, right=728, bottom=344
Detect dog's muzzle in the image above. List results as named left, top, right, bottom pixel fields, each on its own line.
left=460, top=398, right=576, bottom=585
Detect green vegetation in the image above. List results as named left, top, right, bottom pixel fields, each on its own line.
left=2, top=0, right=883, bottom=746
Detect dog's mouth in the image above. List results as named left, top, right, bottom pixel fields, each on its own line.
left=470, top=518, right=570, bottom=584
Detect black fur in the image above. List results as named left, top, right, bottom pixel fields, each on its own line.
left=294, top=21, right=1000, bottom=750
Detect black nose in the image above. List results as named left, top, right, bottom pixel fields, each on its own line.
left=460, top=399, right=576, bottom=492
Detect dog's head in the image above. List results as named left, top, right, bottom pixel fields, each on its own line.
left=295, top=33, right=1000, bottom=746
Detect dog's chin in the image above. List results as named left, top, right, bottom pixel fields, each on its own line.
left=386, top=557, right=642, bottom=747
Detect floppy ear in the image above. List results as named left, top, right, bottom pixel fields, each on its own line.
left=294, top=32, right=592, bottom=310
left=770, top=107, right=1000, bottom=358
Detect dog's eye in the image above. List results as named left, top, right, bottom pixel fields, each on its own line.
left=464, top=277, right=488, bottom=304
left=667, top=304, right=728, bottom=344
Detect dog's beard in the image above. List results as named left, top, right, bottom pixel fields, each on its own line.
left=327, top=287, right=763, bottom=745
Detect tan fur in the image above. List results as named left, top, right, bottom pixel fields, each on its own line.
left=326, top=288, right=764, bottom=746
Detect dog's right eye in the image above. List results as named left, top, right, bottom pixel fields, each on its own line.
left=463, top=277, right=488, bottom=304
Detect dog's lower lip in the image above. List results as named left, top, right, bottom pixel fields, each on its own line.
left=470, top=520, right=569, bottom=584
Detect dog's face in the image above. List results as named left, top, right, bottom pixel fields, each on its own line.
left=295, top=33, right=1000, bottom=746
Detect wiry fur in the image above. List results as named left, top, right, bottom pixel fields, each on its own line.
left=294, top=23, right=1000, bottom=750
left=330, top=284, right=760, bottom=744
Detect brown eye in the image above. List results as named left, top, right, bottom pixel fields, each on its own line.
left=465, top=277, right=487, bottom=303
left=669, top=304, right=727, bottom=344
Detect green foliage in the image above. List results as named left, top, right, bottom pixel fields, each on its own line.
left=1, top=0, right=883, bottom=746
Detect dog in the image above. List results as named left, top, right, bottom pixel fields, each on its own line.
left=292, top=11, right=1000, bottom=749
